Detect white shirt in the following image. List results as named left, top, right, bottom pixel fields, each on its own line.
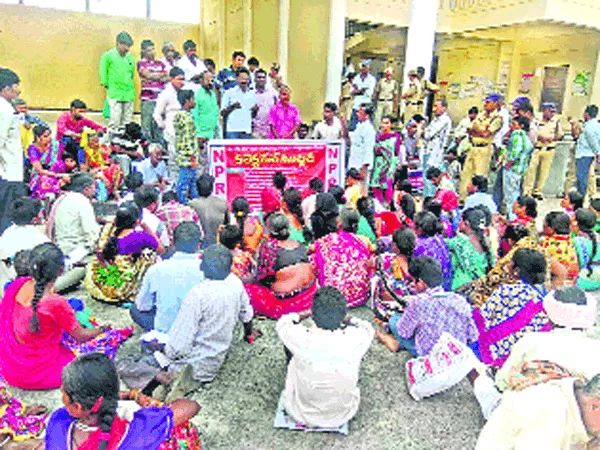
left=153, top=84, right=181, bottom=139
left=454, top=116, right=473, bottom=142
left=137, top=157, right=168, bottom=185
left=0, top=97, right=23, bottom=182
left=312, top=117, right=343, bottom=140
left=349, top=120, right=376, bottom=169
left=463, top=192, right=498, bottom=215
left=276, top=314, right=374, bottom=428
left=51, top=192, right=100, bottom=255
left=352, top=73, right=377, bottom=109
left=178, top=55, right=207, bottom=92
left=494, top=106, right=511, bottom=148
left=140, top=208, right=170, bottom=247
left=423, top=112, right=453, bottom=167
left=221, top=86, right=256, bottom=133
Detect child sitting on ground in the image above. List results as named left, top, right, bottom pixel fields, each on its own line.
left=539, top=211, right=579, bottom=281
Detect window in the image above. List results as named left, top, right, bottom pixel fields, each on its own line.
left=150, top=0, right=200, bottom=24
left=24, top=0, right=85, bottom=11
left=89, top=0, right=146, bottom=18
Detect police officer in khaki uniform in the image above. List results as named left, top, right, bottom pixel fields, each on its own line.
left=402, top=70, right=422, bottom=125
left=417, top=66, right=440, bottom=105
left=460, top=93, right=504, bottom=200
left=522, top=102, right=564, bottom=199
left=373, top=68, right=399, bottom=127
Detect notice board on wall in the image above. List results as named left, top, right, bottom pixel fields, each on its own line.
left=540, top=65, right=569, bottom=113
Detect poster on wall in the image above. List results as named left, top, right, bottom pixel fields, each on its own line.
left=208, top=140, right=345, bottom=210
left=540, top=65, right=569, bottom=113
left=573, top=71, right=591, bottom=97
left=519, top=73, right=534, bottom=94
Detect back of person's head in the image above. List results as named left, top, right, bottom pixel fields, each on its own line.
left=515, top=115, right=530, bottom=132
left=268, top=213, right=291, bottom=241
left=393, top=227, right=416, bottom=258
left=590, top=197, right=600, bottom=212
left=415, top=211, right=441, bottom=237
left=202, top=244, right=232, bottom=280
left=177, top=89, right=195, bottom=107
left=9, top=196, right=41, bottom=225
left=196, top=174, right=215, bottom=198
left=472, top=175, right=488, bottom=193
left=517, top=195, right=538, bottom=218
left=273, top=172, right=287, bottom=191
left=399, top=194, right=416, bottom=220
left=576, top=208, right=598, bottom=276
left=340, top=208, right=360, bottom=233
left=503, top=223, right=529, bottom=244
left=309, top=177, right=324, bottom=194
left=70, top=99, right=86, bottom=110
left=66, top=172, right=95, bottom=193
left=462, top=207, right=493, bottom=272
left=0, top=68, right=20, bottom=91
left=423, top=197, right=442, bottom=218
left=311, top=286, right=347, bottom=331
left=585, top=105, right=599, bottom=119
left=231, top=196, right=250, bottom=230
left=513, top=248, right=546, bottom=285
left=408, top=256, right=443, bottom=288
left=311, top=192, right=339, bottom=240
left=162, top=191, right=179, bottom=203
left=283, top=188, right=309, bottom=240
left=544, top=211, right=562, bottom=231
left=328, top=185, right=346, bottom=205
left=28, top=243, right=65, bottom=333
left=356, top=196, right=376, bottom=235
left=124, top=171, right=144, bottom=192
left=13, top=249, right=32, bottom=278
left=62, top=353, right=119, bottom=450
left=425, top=167, right=442, bottom=181
left=102, top=202, right=140, bottom=262
left=398, top=179, right=413, bottom=194
left=173, top=222, right=202, bottom=253
left=551, top=212, right=571, bottom=235
left=134, top=186, right=159, bottom=210
left=219, top=224, right=243, bottom=250
left=544, top=286, right=596, bottom=330
left=474, top=204, right=492, bottom=227
left=568, top=191, right=585, bottom=210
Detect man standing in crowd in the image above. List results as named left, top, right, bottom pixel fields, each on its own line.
left=56, top=99, right=105, bottom=163
left=523, top=102, right=564, bottom=199
left=217, top=51, right=248, bottom=93
left=503, top=116, right=533, bottom=220
left=516, top=100, right=538, bottom=145
left=0, top=68, right=26, bottom=233
left=189, top=174, right=229, bottom=249
left=221, top=68, right=256, bottom=139
left=422, top=99, right=452, bottom=197
left=178, top=40, right=207, bottom=92
left=137, top=39, right=168, bottom=143
left=349, top=104, right=376, bottom=185
left=174, top=90, right=200, bottom=203
left=313, top=102, right=345, bottom=140
left=247, top=56, right=260, bottom=84
left=572, top=104, right=600, bottom=197
left=350, top=59, right=376, bottom=131
left=192, top=71, right=219, bottom=146
left=416, top=66, right=440, bottom=108
left=268, top=86, right=302, bottom=139
left=402, top=70, right=422, bottom=125
left=160, top=41, right=179, bottom=72
left=100, top=31, right=135, bottom=138
left=253, top=69, right=278, bottom=139
left=373, top=68, right=399, bottom=127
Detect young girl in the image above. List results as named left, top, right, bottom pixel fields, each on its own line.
left=230, top=197, right=264, bottom=253
left=539, top=211, right=579, bottom=282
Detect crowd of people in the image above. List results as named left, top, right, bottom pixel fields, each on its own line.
left=2, top=29, right=600, bottom=450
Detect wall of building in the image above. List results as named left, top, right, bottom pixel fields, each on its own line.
left=0, top=4, right=199, bottom=111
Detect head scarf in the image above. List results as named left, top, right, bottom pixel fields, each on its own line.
left=543, top=287, right=597, bottom=329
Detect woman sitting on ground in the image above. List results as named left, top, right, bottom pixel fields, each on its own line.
left=539, top=211, right=579, bottom=282
left=309, top=192, right=339, bottom=240
left=28, top=124, right=70, bottom=201
left=44, top=353, right=201, bottom=449
left=356, top=196, right=378, bottom=245
left=81, top=130, right=124, bottom=199
left=281, top=187, right=310, bottom=244
left=0, top=243, right=129, bottom=390
left=85, top=202, right=163, bottom=304
left=573, top=208, right=600, bottom=291
left=229, top=196, right=264, bottom=253
left=310, top=208, right=373, bottom=308
left=245, top=213, right=316, bottom=319
left=413, top=211, right=452, bottom=291
left=219, top=224, right=255, bottom=282
left=474, top=248, right=551, bottom=367
left=446, top=207, right=494, bottom=291
left=508, top=195, right=538, bottom=242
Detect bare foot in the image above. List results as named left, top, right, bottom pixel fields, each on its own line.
left=376, top=329, right=400, bottom=352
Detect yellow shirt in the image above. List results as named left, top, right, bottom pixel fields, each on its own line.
left=420, top=78, right=439, bottom=100
left=404, top=80, right=422, bottom=104
left=536, top=116, right=564, bottom=148
left=345, top=184, right=362, bottom=208
left=376, top=79, right=398, bottom=101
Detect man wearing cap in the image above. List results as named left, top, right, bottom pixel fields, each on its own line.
left=100, top=31, right=136, bottom=138
left=522, top=102, right=564, bottom=199
left=416, top=66, right=440, bottom=106
left=402, top=70, right=422, bottom=126
left=459, top=94, right=503, bottom=200
left=373, top=68, right=399, bottom=126
left=137, top=39, right=169, bottom=143
left=350, top=60, right=376, bottom=131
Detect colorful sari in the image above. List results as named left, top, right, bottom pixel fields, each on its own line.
left=473, top=282, right=550, bottom=367
left=372, top=253, right=413, bottom=323
left=446, top=233, right=494, bottom=291
left=82, top=132, right=124, bottom=196
left=414, top=235, right=452, bottom=291
left=371, top=132, right=401, bottom=191
left=0, top=383, right=47, bottom=442
left=231, top=249, right=254, bottom=280
left=539, top=235, right=579, bottom=282
left=27, top=142, right=62, bottom=200
left=573, top=234, right=600, bottom=291
left=311, top=231, right=372, bottom=308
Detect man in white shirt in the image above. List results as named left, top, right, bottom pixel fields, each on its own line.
left=277, top=286, right=374, bottom=428
left=177, top=40, right=207, bottom=93
left=0, top=68, right=26, bottom=233
left=348, top=105, right=376, bottom=183
left=422, top=99, right=453, bottom=196
left=221, top=68, right=256, bottom=139
left=350, top=60, right=376, bottom=131
left=137, top=143, right=169, bottom=190
left=312, top=102, right=346, bottom=140
left=133, top=185, right=170, bottom=248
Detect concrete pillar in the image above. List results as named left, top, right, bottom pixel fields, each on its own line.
left=243, top=0, right=253, bottom=57
left=590, top=48, right=600, bottom=106
left=325, top=0, right=347, bottom=104
left=278, top=0, right=290, bottom=82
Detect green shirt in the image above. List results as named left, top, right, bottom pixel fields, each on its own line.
left=99, top=48, right=136, bottom=102
left=192, top=87, right=219, bottom=139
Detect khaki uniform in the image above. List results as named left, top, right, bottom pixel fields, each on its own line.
left=460, top=110, right=503, bottom=200
left=339, top=81, right=354, bottom=122
left=403, top=79, right=422, bottom=125
left=523, top=116, right=564, bottom=196
left=420, top=78, right=440, bottom=102
left=374, top=78, right=399, bottom=126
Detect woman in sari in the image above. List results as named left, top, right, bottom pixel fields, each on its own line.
left=230, top=196, right=264, bottom=253
left=309, top=192, right=339, bottom=240
left=474, top=248, right=551, bottom=367
left=539, top=211, right=579, bottom=282
left=446, top=208, right=494, bottom=291
left=371, top=116, right=401, bottom=206
left=44, top=353, right=201, bottom=450
left=0, top=384, right=48, bottom=448
left=81, top=130, right=124, bottom=198
left=573, top=208, right=600, bottom=291
left=413, top=211, right=452, bottom=290
left=311, top=208, right=373, bottom=308
left=281, top=187, right=310, bottom=244
left=218, top=224, right=255, bottom=282
left=356, top=196, right=378, bottom=246
left=27, top=124, right=69, bottom=201
left=245, top=213, right=316, bottom=319
left=85, top=202, right=164, bottom=304
left=0, top=243, right=130, bottom=390
left=508, top=195, right=538, bottom=242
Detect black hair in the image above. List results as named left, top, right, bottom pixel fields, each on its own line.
left=568, top=191, right=585, bottom=210
left=102, top=202, right=141, bottom=262
left=248, top=56, right=259, bottom=66
left=544, top=211, right=562, bottom=230
left=323, top=102, right=338, bottom=113
left=183, top=40, right=197, bottom=51
left=310, top=193, right=339, bottom=240
left=9, top=196, right=41, bottom=225
left=202, top=244, right=233, bottom=280
left=346, top=168, right=361, bottom=180
left=273, top=172, right=287, bottom=192
left=70, top=99, right=87, bottom=109
left=516, top=195, right=538, bottom=218
left=65, top=172, right=95, bottom=193
left=204, top=58, right=215, bottom=69
left=415, top=211, right=441, bottom=237
left=28, top=243, right=65, bottom=333
left=515, top=115, right=530, bottom=132
left=468, top=106, right=479, bottom=115
left=33, top=124, right=50, bottom=140
left=196, top=174, right=215, bottom=198
left=62, top=353, right=120, bottom=450
left=328, top=185, right=346, bottom=205
left=550, top=212, right=571, bottom=235
left=393, top=227, right=416, bottom=258
left=169, top=67, right=185, bottom=78
left=173, top=222, right=201, bottom=253
left=471, top=175, right=488, bottom=193
left=398, top=179, right=413, bottom=194
left=219, top=224, right=244, bottom=250
left=408, top=256, right=443, bottom=288
left=474, top=204, right=492, bottom=227
left=503, top=223, right=529, bottom=245
left=141, top=39, right=154, bottom=51
left=513, top=248, right=546, bottom=285
left=299, top=123, right=309, bottom=131
left=585, top=105, right=599, bottom=119
left=309, top=177, right=324, bottom=194
left=13, top=249, right=32, bottom=278
left=124, top=171, right=144, bottom=191
left=425, top=167, right=442, bottom=181
left=283, top=188, right=312, bottom=241
left=232, top=50, right=246, bottom=59
left=311, top=286, right=347, bottom=331
left=356, top=197, right=376, bottom=236
left=61, top=152, right=76, bottom=162
left=231, top=196, right=250, bottom=232
left=134, top=185, right=159, bottom=209
left=0, top=68, right=20, bottom=90
left=340, top=208, right=360, bottom=233
left=399, top=193, right=416, bottom=220
left=462, top=207, right=493, bottom=272
left=591, top=197, right=600, bottom=212
left=268, top=213, right=291, bottom=241
left=236, top=67, right=250, bottom=77
left=255, top=68, right=267, bottom=77
left=576, top=208, right=598, bottom=276
left=162, top=191, right=179, bottom=203
left=177, top=89, right=195, bottom=107
left=554, top=286, right=588, bottom=306
left=518, top=102, right=534, bottom=116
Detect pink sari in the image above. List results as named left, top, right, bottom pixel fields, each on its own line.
left=311, top=231, right=372, bottom=308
